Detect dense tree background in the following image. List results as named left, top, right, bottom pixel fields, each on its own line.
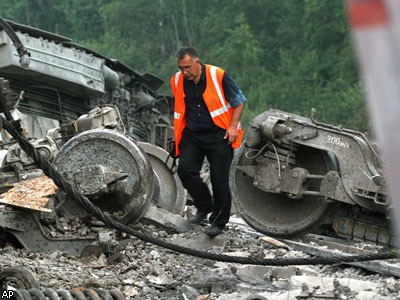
left=0, top=0, right=369, bottom=131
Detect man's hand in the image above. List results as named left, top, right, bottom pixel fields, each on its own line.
left=224, top=125, right=238, bottom=145
left=224, top=103, right=244, bottom=145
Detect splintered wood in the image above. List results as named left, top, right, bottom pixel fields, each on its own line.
left=0, top=176, right=57, bottom=212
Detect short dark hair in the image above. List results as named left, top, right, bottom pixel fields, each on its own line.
left=176, top=47, right=199, bottom=60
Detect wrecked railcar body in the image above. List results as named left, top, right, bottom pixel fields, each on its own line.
left=0, top=19, right=171, bottom=145
left=0, top=19, right=186, bottom=255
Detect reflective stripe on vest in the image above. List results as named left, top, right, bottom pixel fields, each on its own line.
left=174, top=71, right=181, bottom=89
left=209, top=66, right=231, bottom=118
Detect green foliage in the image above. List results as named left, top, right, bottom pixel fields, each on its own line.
left=0, top=0, right=368, bottom=131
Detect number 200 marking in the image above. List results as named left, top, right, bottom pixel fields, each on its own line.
left=326, top=135, right=349, bottom=148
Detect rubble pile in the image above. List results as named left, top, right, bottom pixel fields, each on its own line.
left=1, top=216, right=400, bottom=300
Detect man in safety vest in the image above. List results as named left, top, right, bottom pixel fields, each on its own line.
left=170, top=47, right=246, bottom=237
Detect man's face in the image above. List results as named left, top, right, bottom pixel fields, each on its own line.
left=177, top=55, right=201, bottom=82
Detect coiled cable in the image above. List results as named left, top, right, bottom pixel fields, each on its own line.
left=5, top=288, right=125, bottom=300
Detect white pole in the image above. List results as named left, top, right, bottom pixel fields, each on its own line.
left=347, top=0, right=400, bottom=237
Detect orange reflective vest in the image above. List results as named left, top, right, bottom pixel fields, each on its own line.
left=170, top=64, right=243, bottom=156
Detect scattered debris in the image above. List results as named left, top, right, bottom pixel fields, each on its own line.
left=1, top=217, right=399, bottom=299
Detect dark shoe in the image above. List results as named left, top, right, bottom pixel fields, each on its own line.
left=205, top=225, right=224, bottom=237
left=188, top=211, right=209, bottom=223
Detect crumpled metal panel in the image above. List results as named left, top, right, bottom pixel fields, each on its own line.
left=0, top=30, right=105, bottom=94
left=0, top=176, right=56, bottom=212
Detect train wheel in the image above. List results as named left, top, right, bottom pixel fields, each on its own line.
left=53, top=129, right=154, bottom=224
left=138, top=142, right=186, bottom=215
left=230, top=144, right=333, bottom=237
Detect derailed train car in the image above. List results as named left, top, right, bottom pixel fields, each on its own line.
left=0, top=18, right=172, bottom=145
left=0, top=18, right=186, bottom=255
left=230, top=109, right=395, bottom=246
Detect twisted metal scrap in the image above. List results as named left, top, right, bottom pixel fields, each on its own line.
left=1, top=116, right=397, bottom=266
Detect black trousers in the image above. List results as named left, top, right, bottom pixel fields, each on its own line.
left=177, top=128, right=234, bottom=228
